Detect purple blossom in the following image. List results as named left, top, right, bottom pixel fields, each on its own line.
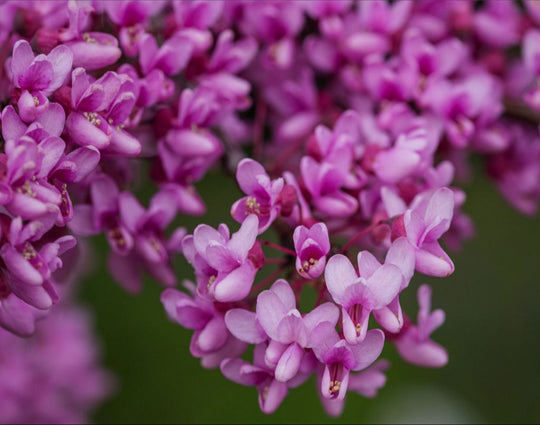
left=231, top=159, right=284, bottom=233
left=300, top=156, right=358, bottom=218
left=0, top=305, right=113, bottom=424
left=138, top=32, right=195, bottom=76
left=182, top=214, right=260, bottom=302
left=70, top=176, right=184, bottom=292
left=221, top=343, right=288, bottom=414
left=65, top=68, right=141, bottom=156
left=0, top=133, right=64, bottom=220
left=102, top=0, right=167, bottom=27
left=9, top=39, right=72, bottom=97
left=162, top=281, right=245, bottom=369
left=59, top=1, right=122, bottom=70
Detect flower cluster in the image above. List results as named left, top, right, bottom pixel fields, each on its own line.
left=0, top=305, right=113, bottom=424
left=0, top=0, right=538, bottom=420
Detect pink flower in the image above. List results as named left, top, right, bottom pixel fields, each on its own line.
left=9, top=39, right=72, bottom=96
left=300, top=156, right=358, bottom=218
left=231, top=159, right=284, bottom=233
left=0, top=305, right=113, bottom=424
left=293, top=222, right=330, bottom=279
left=182, top=214, right=260, bottom=302
left=220, top=343, right=288, bottom=414
left=393, top=284, right=448, bottom=368
left=255, top=279, right=338, bottom=381
left=384, top=186, right=456, bottom=277
left=318, top=360, right=390, bottom=417
left=311, top=322, right=384, bottom=400
left=65, top=68, right=141, bottom=156
left=325, top=238, right=413, bottom=344
left=162, top=281, right=246, bottom=369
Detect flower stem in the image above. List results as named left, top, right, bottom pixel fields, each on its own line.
left=314, top=284, right=327, bottom=307
left=265, top=257, right=287, bottom=265
left=251, top=265, right=287, bottom=294
left=260, top=239, right=296, bottom=257
left=340, top=221, right=381, bottom=254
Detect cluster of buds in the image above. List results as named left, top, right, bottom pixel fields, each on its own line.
left=0, top=0, right=538, bottom=420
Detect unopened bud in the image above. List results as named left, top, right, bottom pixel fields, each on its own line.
left=277, top=184, right=298, bottom=217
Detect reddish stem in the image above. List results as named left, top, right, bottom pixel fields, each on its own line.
left=260, top=239, right=296, bottom=257
left=268, top=134, right=307, bottom=174
left=265, top=257, right=287, bottom=265
left=339, top=221, right=381, bottom=254
left=314, top=284, right=328, bottom=307
left=251, top=265, right=286, bottom=294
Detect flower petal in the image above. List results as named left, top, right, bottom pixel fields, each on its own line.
left=350, top=329, right=385, bottom=371
left=213, top=261, right=256, bottom=302
left=225, top=308, right=265, bottom=344
left=325, top=254, right=358, bottom=305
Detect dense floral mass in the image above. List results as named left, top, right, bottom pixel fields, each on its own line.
left=0, top=0, right=539, bottom=421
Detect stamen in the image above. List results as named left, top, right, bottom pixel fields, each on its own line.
left=329, top=380, right=341, bottom=395
left=245, top=196, right=261, bottom=215
left=82, top=33, right=97, bottom=44
left=83, top=112, right=102, bottom=126
left=17, top=181, right=36, bottom=198
left=22, top=242, right=36, bottom=260
left=107, top=227, right=126, bottom=248
left=207, top=275, right=216, bottom=292
left=261, top=386, right=269, bottom=401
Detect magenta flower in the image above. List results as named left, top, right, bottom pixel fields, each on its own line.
left=231, top=159, right=284, bottom=233
left=473, top=0, right=521, bottom=48
left=0, top=216, right=75, bottom=309
left=522, top=29, right=540, bottom=111
left=293, top=222, right=330, bottom=279
left=421, top=73, right=503, bottom=148
left=70, top=176, right=183, bottom=292
left=59, top=1, right=122, bottom=70
left=300, top=156, right=358, bottom=218
left=65, top=68, right=141, bottom=156
left=0, top=291, right=47, bottom=336
left=9, top=39, right=72, bottom=96
left=221, top=343, right=288, bottom=414
left=138, top=32, right=195, bottom=76
left=173, top=0, right=224, bottom=30
left=393, top=284, right=448, bottom=368
left=0, top=305, right=113, bottom=424
left=162, top=281, right=246, bottom=369
left=103, top=0, right=167, bottom=27
left=311, top=322, right=384, bottom=400
left=1, top=103, right=65, bottom=142
left=0, top=130, right=65, bottom=220
left=207, top=30, right=257, bottom=74
left=8, top=39, right=72, bottom=123
left=372, top=129, right=429, bottom=184
left=182, top=214, right=260, bottom=302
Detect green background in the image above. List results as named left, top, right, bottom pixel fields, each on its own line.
left=77, top=170, right=540, bottom=424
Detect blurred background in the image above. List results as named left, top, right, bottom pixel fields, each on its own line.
left=77, top=169, right=540, bottom=424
